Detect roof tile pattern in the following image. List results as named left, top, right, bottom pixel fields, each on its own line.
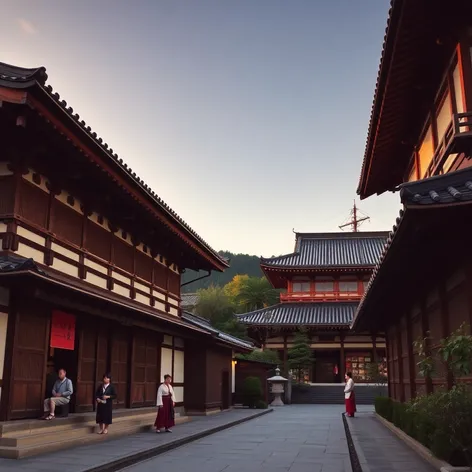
left=237, top=302, right=357, bottom=326
left=400, top=166, right=472, bottom=205
left=261, top=232, right=388, bottom=268
left=0, top=62, right=226, bottom=269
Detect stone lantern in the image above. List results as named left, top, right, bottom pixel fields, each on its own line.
left=267, top=366, right=288, bottom=406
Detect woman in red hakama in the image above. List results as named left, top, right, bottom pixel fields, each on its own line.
left=154, top=374, right=175, bottom=433
left=344, top=372, right=356, bottom=417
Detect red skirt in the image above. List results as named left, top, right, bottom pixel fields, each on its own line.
left=154, top=396, right=175, bottom=429
left=345, top=391, right=357, bottom=417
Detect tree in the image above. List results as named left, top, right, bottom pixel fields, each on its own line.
left=224, top=274, right=250, bottom=300
left=194, top=285, right=248, bottom=339
left=195, top=285, right=235, bottom=327
left=235, top=276, right=280, bottom=312
left=237, top=349, right=280, bottom=364
left=288, top=329, right=313, bottom=382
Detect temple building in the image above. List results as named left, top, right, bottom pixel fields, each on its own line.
left=353, top=0, right=472, bottom=401
left=0, top=61, right=252, bottom=424
left=238, top=230, right=388, bottom=384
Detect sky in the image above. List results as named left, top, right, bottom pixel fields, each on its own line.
left=2, top=1, right=399, bottom=257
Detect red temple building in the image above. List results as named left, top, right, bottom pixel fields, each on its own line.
left=238, top=230, right=388, bottom=385
left=0, top=60, right=253, bottom=435
left=353, top=0, right=472, bottom=401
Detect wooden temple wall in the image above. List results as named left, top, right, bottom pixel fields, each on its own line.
left=0, top=288, right=9, bottom=408
left=386, top=268, right=472, bottom=402
left=0, top=292, right=190, bottom=420
left=0, top=167, right=181, bottom=316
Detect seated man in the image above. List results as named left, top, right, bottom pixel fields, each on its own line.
left=43, top=368, right=73, bottom=420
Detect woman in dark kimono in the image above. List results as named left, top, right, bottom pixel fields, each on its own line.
left=96, top=373, right=117, bottom=434
left=154, top=374, right=175, bottom=433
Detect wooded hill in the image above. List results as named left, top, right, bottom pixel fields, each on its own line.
left=181, top=251, right=264, bottom=292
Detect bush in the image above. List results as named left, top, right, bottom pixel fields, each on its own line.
left=377, top=388, right=472, bottom=466
left=255, top=400, right=268, bottom=409
left=242, top=376, right=263, bottom=408
left=375, top=396, right=393, bottom=422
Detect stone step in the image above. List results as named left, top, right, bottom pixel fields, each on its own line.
left=0, top=414, right=189, bottom=459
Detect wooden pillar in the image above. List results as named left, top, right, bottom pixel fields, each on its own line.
left=385, top=334, right=392, bottom=399
left=339, top=333, right=345, bottom=380
left=283, top=334, right=288, bottom=375
left=438, top=280, right=453, bottom=389
left=405, top=309, right=416, bottom=399
left=395, top=322, right=405, bottom=402
left=420, top=298, right=433, bottom=394
left=371, top=333, right=378, bottom=362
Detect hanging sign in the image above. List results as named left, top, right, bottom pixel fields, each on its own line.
left=50, top=310, right=76, bottom=350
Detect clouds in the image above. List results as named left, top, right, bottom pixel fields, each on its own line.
left=17, top=18, right=37, bottom=35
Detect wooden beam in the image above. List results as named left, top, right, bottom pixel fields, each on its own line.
left=438, top=279, right=453, bottom=389
left=396, top=322, right=405, bottom=402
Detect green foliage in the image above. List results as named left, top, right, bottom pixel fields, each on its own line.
left=255, top=400, right=268, bottom=409
left=375, top=389, right=472, bottom=467
left=439, top=323, right=472, bottom=381
left=413, top=333, right=434, bottom=379
left=288, top=329, right=313, bottom=382
left=374, top=396, right=393, bottom=422
left=237, top=349, right=280, bottom=364
left=181, top=252, right=263, bottom=292
left=234, top=276, right=280, bottom=312
left=242, top=376, right=263, bottom=408
left=366, top=361, right=388, bottom=392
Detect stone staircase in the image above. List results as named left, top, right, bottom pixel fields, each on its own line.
left=0, top=408, right=189, bottom=459
left=290, top=384, right=387, bottom=405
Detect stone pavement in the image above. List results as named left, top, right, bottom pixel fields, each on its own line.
left=0, top=409, right=270, bottom=472
left=122, top=405, right=360, bottom=472
left=347, top=412, right=436, bottom=472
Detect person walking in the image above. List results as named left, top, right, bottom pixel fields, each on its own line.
left=95, top=373, right=117, bottom=434
left=154, top=374, right=175, bottom=433
left=344, top=372, right=356, bottom=417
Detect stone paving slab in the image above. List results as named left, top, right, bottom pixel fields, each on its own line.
left=0, top=409, right=271, bottom=472
left=121, top=405, right=361, bottom=472
left=346, top=412, right=436, bottom=472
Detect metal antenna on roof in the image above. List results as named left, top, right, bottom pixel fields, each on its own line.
left=339, top=200, right=370, bottom=232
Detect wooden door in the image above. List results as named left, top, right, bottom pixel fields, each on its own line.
left=95, top=324, right=109, bottom=390
left=130, top=329, right=159, bottom=408
left=221, top=370, right=230, bottom=410
left=315, top=358, right=337, bottom=383
left=110, top=327, right=129, bottom=409
left=9, top=308, right=49, bottom=419
left=76, top=323, right=97, bottom=412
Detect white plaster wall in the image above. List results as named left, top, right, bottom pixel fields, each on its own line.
left=160, top=347, right=173, bottom=381
left=173, top=350, right=184, bottom=383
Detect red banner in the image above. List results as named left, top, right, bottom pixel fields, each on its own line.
left=50, top=311, right=76, bottom=350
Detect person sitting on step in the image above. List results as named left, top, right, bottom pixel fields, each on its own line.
left=42, top=368, right=73, bottom=420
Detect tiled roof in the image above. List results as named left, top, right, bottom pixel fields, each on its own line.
left=0, top=62, right=227, bottom=271
left=353, top=167, right=472, bottom=328
left=0, top=254, right=42, bottom=273
left=182, top=312, right=253, bottom=350
left=261, top=232, right=388, bottom=269
left=400, top=166, right=472, bottom=206
left=181, top=293, right=199, bottom=308
left=237, top=302, right=357, bottom=326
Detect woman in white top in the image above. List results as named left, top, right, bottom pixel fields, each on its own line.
left=344, top=372, right=356, bottom=417
left=154, top=374, right=175, bottom=433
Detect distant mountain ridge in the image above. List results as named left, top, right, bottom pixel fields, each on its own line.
left=181, top=251, right=264, bottom=292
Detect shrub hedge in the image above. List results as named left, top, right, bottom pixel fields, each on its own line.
left=242, top=376, right=263, bottom=408
left=374, top=386, right=472, bottom=467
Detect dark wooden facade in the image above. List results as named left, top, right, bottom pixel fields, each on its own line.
left=0, top=62, right=251, bottom=420
left=354, top=0, right=472, bottom=402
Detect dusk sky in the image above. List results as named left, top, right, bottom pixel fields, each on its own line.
left=2, top=1, right=399, bottom=257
